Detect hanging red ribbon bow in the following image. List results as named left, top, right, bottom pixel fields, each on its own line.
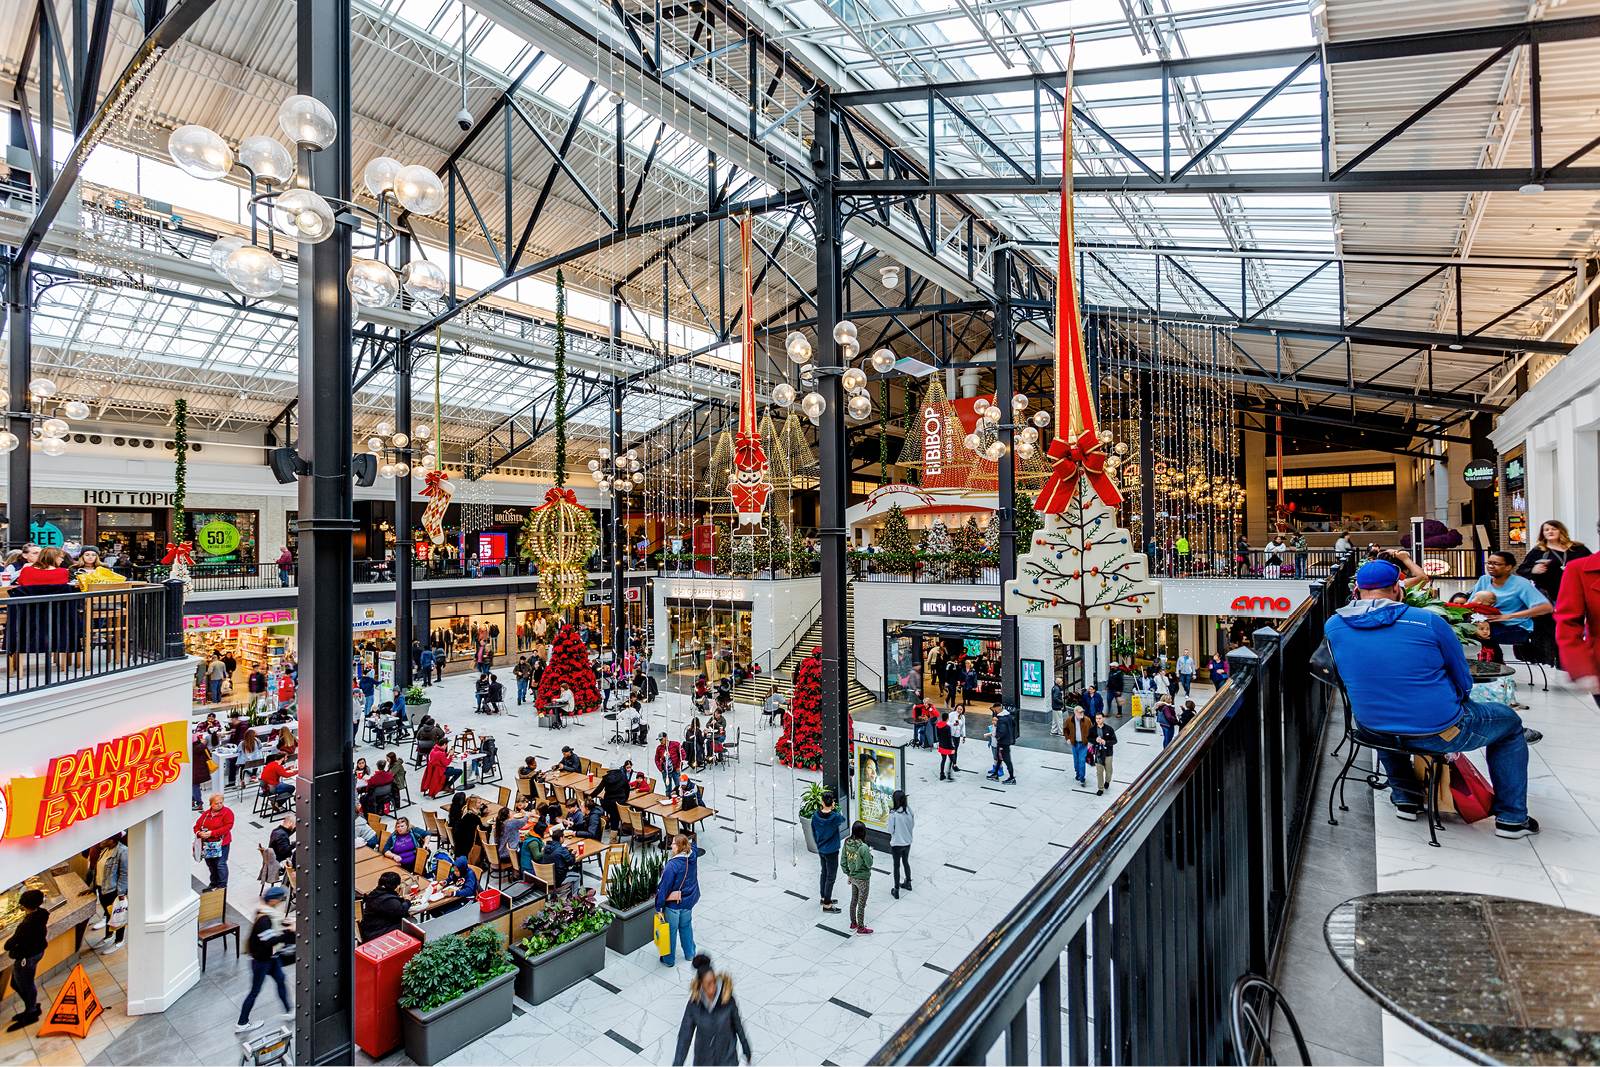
left=419, top=469, right=450, bottom=497
left=541, top=486, right=578, bottom=507
left=160, top=541, right=194, bottom=566
left=1037, top=428, right=1123, bottom=512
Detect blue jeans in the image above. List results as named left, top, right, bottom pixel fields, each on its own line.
left=660, top=906, right=696, bottom=965
left=1372, top=700, right=1529, bottom=824
left=516, top=678, right=529, bottom=704
left=238, top=957, right=291, bottom=1025
left=1071, top=742, right=1088, bottom=782
left=1159, top=724, right=1175, bottom=748
left=363, top=691, right=375, bottom=716
left=207, top=679, right=222, bottom=704
left=1178, top=673, right=1193, bottom=695
left=205, top=843, right=231, bottom=889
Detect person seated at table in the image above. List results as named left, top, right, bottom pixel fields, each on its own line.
left=707, top=712, right=727, bottom=763
left=556, top=747, right=582, bottom=775
left=492, top=806, right=527, bottom=863
left=546, top=686, right=575, bottom=728
left=226, top=712, right=251, bottom=746
left=364, top=705, right=402, bottom=744
left=673, top=773, right=704, bottom=809
left=1323, top=558, right=1540, bottom=838
left=569, top=797, right=604, bottom=841
left=684, top=718, right=707, bottom=770
left=354, top=758, right=372, bottom=791
left=360, top=872, right=411, bottom=942
left=518, top=756, right=540, bottom=781
left=276, top=726, right=298, bottom=761
left=260, top=755, right=294, bottom=797
left=474, top=673, right=491, bottom=713
left=413, top=715, right=445, bottom=763
left=591, top=760, right=633, bottom=831
left=630, top=769, right=652, bottom=793
left=442, top=855, right=479, bottom=902
left=268, top=813, right=296, bottom=865
left=762, top=689, right=787, bottom=723
left=354, top=807, right=380, bottom=851
left=693, top=674, right=709, bottom=703
left=633, top=668, right=659, bottom=704
left=363, top=760, right=397, bottom=814
left=384, top=817, right=423, bottom=872
left=624, top=701, right=648, bottom=745
left=517, top=824, right=545, bottom=872
left=448, top=792, right=488, bottom=861
left=420, top=740, right=459, bottom=797
left=543, top=829, right=582, bottom=895
left=483, top=675, right=506, bottom=714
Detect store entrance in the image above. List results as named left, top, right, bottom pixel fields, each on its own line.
left=94, top=508, right=168, bottom=567
left=886, top=622, right=1003, bottom=708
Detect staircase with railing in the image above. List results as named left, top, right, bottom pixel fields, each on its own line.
left=733, top=582, right=877, bottom=712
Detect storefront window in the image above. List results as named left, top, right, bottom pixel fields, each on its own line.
left=1, top=507, right=87, bottom=549
left=665, top=601, right=751, bottom=678
left=187, top=510, right=260, bottom=568
left=95, top=509, right=168, bottom=564
left=429, top=600, right=507, bottom=664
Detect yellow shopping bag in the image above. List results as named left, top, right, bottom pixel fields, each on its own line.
left=653, top=911, right=672, bottom=956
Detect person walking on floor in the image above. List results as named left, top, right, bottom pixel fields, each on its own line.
left=514, top=655, right=533, bottom=705
left=194, top=793, right=234, bottom=890
left=91, top=832, right=129, bottom=952
left=4, top=889, right=47, bottom=1031
left=934, top=711, right=956, bottom=781
left=841, top=821, right=874, bottom=935
left=1049, top=676, right=1065, bottom=736
left=810, top=790, right=846, bottom=914
left=1175, top=650, right=1196, bottom=696
left=948, top=706, right=964, bottom=771
left=1091, top=712, right=1118, bottom=795
left=986, top=705, right=1016, bottom=784
left=657, top=833, right=701, bottom=967
left=889, top=791, right=914, bottom=899
left=235, top=886, right=294, bottom=1032
left=672, top=954, right=752, bottom=1067
left=1067, top=703, right=1093, bottom=785
left=1156, top=697, right=1178, bottom=749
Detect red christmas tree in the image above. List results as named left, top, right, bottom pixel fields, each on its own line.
left=536, top=624, right=601, bottom=714
left=776, top=649, right=852, bottom=770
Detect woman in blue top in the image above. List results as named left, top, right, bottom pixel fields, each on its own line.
left=655, top=833, right=701, bottom=967
left=445, top=856, right=478, bottom=899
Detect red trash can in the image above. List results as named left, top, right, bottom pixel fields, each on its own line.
left=355, top=930, right=422, bottom=1058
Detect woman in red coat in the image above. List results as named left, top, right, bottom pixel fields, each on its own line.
left=1555, top=548, right=1600, bottom=708
left=419, top=741, right=458, bottom=797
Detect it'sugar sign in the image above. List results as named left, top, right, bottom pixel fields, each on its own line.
left=1002, top=42, right=1160, bottom=645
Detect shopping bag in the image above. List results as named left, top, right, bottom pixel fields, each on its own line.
left=107, top=895, right=128, bottom=931
left=1448, top=754, right=1495, bottom=823
left=652, top=911, right=671, bottom=956
left=1411, top=756, right=1455, bottom=815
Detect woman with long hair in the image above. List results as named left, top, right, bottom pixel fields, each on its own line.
left=889, top=790, right=914, bottom=899
left=1520, top=520, right=1591, bottom=669
left=672, top=954, right=751, bottom=1066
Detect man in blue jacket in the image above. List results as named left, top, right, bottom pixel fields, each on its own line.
left=810, top=791, right=846, bottom=914
left=1323, top=559, right=1538, bottom=838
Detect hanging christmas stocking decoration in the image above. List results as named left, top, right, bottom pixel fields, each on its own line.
left=729, top=212, right=773, bottom=527
left=1004, top=45, right=1161, bottom=645
left=420, top=468, right=454, bottom=545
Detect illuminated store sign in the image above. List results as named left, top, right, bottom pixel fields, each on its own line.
left=1229, top=595, right=1294, bottom=614
left=2, top=722, right=188, bottom=840
left=184, top=609, right=294, bottom=631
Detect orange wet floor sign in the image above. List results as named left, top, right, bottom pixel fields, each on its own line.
left=37, top=963, right=102, bottom=1039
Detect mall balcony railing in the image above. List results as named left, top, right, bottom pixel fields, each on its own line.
left=869, top=554, right=1355, bottom=1066
left=0, top=580, right=185, bottom=697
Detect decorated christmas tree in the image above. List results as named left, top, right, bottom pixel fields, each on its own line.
left=983, top=513, right=999, bottom=553
left=712, top=517, right=733, bottom=575
left=923, top=519, right=953, bottom=582
left=776, top=649, right=823, bottom=770
left=755, top=509, right=791, bottom=575
left=876, top=504, right=916, bottom=573
left=535, top=623, right=601, bottom=714
left=1014, top=491, right=1043, bottom=550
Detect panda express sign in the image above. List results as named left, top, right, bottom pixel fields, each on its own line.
left=1, top=722, right=188, bottom=841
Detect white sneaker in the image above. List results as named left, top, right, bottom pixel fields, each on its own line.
left=96, top=939, right=124, bottom=954
left=88, top=918, right=106, bottom=931
left=234, top=1021, right=261, bottom=1033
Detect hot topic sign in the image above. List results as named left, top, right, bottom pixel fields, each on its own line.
left=1, top=722, right=188, bottom=841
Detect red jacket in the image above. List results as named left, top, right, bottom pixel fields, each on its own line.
left=1555, top=553, right=1600, bottom=681
left=654, top=740, right=683, bottom=776
left=420, top=743, right=452, bottom=797
left=193, top=805, right=234, bottom=847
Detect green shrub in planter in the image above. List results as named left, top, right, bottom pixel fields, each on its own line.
left=519, top=893, right=612, bottom=957
left=403, top=683, right=429, bottom=704
left=798, top=781, right=827, bottom=820
left=399, top=927, right=515, bottom=1014
left=605, top=850, right=665, bottom=911
left=513, top=894, right=614, bottom=1003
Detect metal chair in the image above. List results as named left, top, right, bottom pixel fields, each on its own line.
left=1228, top=974, right=1311, bottom=1066
left=1328, top=723, right=1446, bottom=848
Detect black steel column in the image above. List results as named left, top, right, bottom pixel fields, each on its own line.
left=6, top=112, right=32, bottom=549
left=609, top=289, right=626, bottom=662
left=814, top=92, right=851, bottom=809
left=993, top=247, right=1021, bottom=723
left=293, top=0, right=356, bottom=1058
left=394, top=346, right=414, bottom=689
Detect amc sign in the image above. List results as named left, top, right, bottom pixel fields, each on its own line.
left=1229, top=594, right=1294, bottom=615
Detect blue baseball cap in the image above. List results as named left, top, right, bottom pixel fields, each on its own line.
left=1355, top=559, right=1401, bottom=589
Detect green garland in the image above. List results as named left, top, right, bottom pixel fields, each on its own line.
left=172, top=398, right=188, bottom=540
left=878, top=380, right=889, bottom=485
left=553, top=270, right=567, bottom=488
left=901, top=402, right=917, bottom=486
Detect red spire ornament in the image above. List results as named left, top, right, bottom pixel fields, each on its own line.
left=729, top=212, right=774, bottom=527
left=1004, top=45, right=1162, bottom=646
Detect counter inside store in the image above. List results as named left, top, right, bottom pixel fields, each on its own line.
left=0, top=865, right=99, bottom=1000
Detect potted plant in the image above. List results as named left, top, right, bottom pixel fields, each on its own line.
left=508, top=893, right=613, bottom=1004
left=797, top=781, right=826, bottom=854
left=403, top=683, right=430, bottom=717
left=399, top=927, right=517, bottom=1066
left=601, top=849, right=666, bottom=954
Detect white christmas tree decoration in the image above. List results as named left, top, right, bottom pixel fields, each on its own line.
left=924, top=519, right=952, bottom=582
left=1005, top=477, right=1161, bottom=644
left=983, top=513, right=999, bottom=553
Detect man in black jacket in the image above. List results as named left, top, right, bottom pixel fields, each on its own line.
left=988, top=706, right=1017, bottom=784
left=569, top=798, right=605, bottom=841
left=591, top=760, right=633, bottom=830
left=556, top=747, right=582, bottom=774
left=268, top=814, right=296, bottom=864
left=360, top=872, right=411, bottom=941
left=4, top=889, right=47, bottom=1030
left=543, top=829, right=582, bottom=894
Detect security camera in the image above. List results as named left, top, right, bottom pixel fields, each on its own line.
left=456, top=108, right=474, bottom=131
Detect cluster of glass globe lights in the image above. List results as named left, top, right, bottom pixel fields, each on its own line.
left=166, top=95, right=450, bottom=308
left=771, top=320, right=884, bottom=423
left=588, top=447, right=644, bottom=493
left=0, top=377, right=90, bottom=455
left=957, top=395, right=1127, bottom=473
left=364, top=420, right=436, bottom=481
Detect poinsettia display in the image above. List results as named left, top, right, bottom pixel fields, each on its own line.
left=776, top=649, right=823, bottom=770
left=535, top=623, right=600, bottom=714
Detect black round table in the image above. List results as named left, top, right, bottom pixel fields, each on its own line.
left=1470, top=662, right=1517, bottom=682
left=1325, top=891, right=1600, bottom=1065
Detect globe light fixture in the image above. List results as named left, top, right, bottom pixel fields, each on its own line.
left=277, top=95, right=337, bottom=148
left=0, top=431, right=17, bottom=453
left=772, top=382, right=796, bottom=407
left=37, top=437, right=67, bottom=457
left=368, top=436, right=384, bottom=450
left=168, top=125, right=234, bottom=179
left=28, top=377, right=57, bottom=398
left=846, top=393, right=873, bottom=420
left=208, top=235, right=247, bottom=274
left=413, top=423, right=433, bottom=440
left=973, top=398, right=990, bottom=416
left=401, top=260, right=448, bottom=302
left=363, top=156, right=404, bottom=198
left=800, top=391, right=826, bottom=420
left=222, top=244, right=285, bottom=297
left=40, top=417, right=69, bottom=439
left=393, top=165, right=446, bottom=214
left=62, top=400, right=90, bottom=421
left=869, top=348, right=896, bottom=373
left=391, top=432, right=409, bottom=448
left=346, top=258, right=399, bottom=308
left=1032, top=410, right=1051, bottom=427
left=272, top=188, right=336, bottom=244
left=1011, top=393, right=1029, bottom=411
left=841, top=367, right=867, bottom=393
left=237, top=136, right=294, bottom=184
left=831, top=320, right=858, bottom=345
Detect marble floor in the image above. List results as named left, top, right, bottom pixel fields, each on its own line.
left=165, top=665, right=1159, bottom=1066
left=1284, top=664, right=1600, bottom=1066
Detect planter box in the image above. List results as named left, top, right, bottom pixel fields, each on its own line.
left=800, top=816, right=818, bottom=854
left=400, top=967, right=515, bottom=1066
left=603, top=899, right=657, bottom=955
left=409, top=699, right=432, bottom=719
left=510, top=929, right=607, bottom=1005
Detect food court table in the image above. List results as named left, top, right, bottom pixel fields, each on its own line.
left=1324, top=890, right=1600, bottom=1065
